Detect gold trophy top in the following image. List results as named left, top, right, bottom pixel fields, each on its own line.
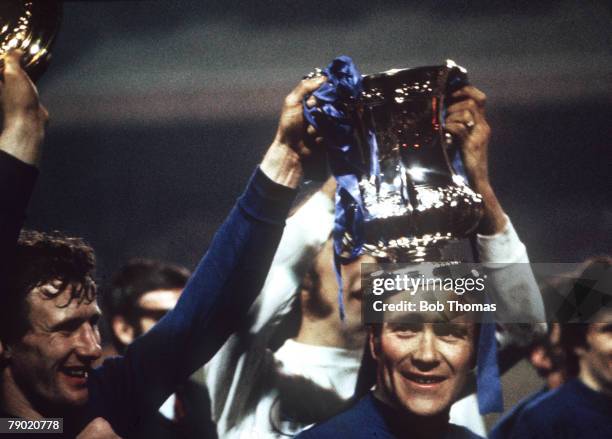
left=0, top=1, right=62, bottom=79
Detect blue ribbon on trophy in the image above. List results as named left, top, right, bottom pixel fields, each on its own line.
left=303, top=56, right=371, bottom=320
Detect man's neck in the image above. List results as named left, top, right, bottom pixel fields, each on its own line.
left=1, top=369, right=44, bottom=419
left=579, top=365, right=612, bottom=397
left=371, top=387, right=451, bottom=439
left=295, top=313, right=366, bottom=350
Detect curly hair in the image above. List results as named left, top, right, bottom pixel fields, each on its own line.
left=0, top=230, right=97, bottom=343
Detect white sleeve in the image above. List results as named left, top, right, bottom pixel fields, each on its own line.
left=204, top=191, right=334, bottom=431
left=477, top=215, right=547, bottom=348
left=249, top=191, right=335, bottom=331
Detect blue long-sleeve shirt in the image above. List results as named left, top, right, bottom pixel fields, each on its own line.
left=509, top=379, right=612, bottom=439
left=0, top=151, right=297, bottom=436
left=489, top=387, right=548, bottom=439
left=295, top=392, right=482, bottom=439
left=80, top=168, right=296, bottom=436
left=0, top=151, right=38, bottom=277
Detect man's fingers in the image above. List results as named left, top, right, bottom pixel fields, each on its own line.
left=2, top=50, right=25, bottom=78
left=1, top=49, right=37, bottom=98
left=446, top=109, right=473, bottom=125
left=446, top=99, right=477, bottom=115
left=3, top=49, right=23, bottom=66
left=306, top=123, right=326, bottom=148
left=76, top=417, right=121, bottom=439
left=306, top=124, right=317, bottom=137
left=306, top=95, right=317, bottom=108
left=298, top=75, right=327, bottom=95
left=285, top=76, right=326, bottom=107
left=445, top=121, right=470, bottom=140
left=451, top=85, right=487, bottom=106
left=447, top=93, right=486, bottom=123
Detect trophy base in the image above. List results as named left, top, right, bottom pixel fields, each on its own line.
left=363, top=234, right=452, bottom=263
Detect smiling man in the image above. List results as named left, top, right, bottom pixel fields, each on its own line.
left=0, top=49, right=116, bottom=438
left=296, top=289, right=485, bottom=439
left=0, top=232, right=101, bottom=417
left=0, top=47, right=328, bottom=437
left=374, top=322, right=475, bottom=419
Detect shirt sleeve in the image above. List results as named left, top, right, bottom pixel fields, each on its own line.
left=476, top=215, right=529, bottom=264
left=476, top=215, right=547, bottom=349
left=92, top=167, right=297, bottom=436
left=0, top=150, right=38, bottom=278
left=509, top=408, right=545, bottom=439
left=250, top=190, right=334, bottom=331
left=202, top=189, right=334, bottom=433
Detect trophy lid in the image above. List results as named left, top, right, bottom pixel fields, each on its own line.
left=0, top=1, right=62, bottom=80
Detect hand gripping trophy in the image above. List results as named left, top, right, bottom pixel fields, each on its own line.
left=0, top=0, right=62, bottom=81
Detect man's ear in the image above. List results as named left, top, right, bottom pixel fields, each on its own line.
left=574, top=344, right=587, bottom=358
left=530, top=345, right=553, bottom=372
left=0, top=339, right=11, bottom=363
left=111, top=316, right=135, bottom=346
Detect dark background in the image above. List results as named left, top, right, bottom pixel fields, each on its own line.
left=28, top=0, right=610, bottom=284
left=19, top=0, right=612, bottom=427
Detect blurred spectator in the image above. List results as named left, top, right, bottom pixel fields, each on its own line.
left=489, top=267, right=584, bottom=439
left=490, top=323, right=567, bottom=438
left=508, top=258, right=612, bottom=438
left=103, top=259, right=190, bottom=355
left=103, top=259, right=217, bottom=438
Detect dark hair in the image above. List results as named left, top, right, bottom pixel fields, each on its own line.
left=0, top=230, right=97, bottom=343
left=557, top=256, right=611, bottom=377
left=102, top=258, right=190, bottom=351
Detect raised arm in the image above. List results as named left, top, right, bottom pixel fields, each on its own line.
left=203, top=179, right=334, bottom=433
left=446, top=86, right=546, bottom=353
left=0, top=51, right=48, bottom=273
left=250, top=178, right=335, bottom=331
left=92, top=76, right=327, bottom=436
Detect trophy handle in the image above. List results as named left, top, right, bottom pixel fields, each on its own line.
left=441, top=60, right=471, bottom=182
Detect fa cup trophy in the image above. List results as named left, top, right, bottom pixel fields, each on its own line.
left=306, top=58, right=483, bottom=262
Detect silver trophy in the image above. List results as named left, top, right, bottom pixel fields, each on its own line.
left=340, top=60, right=483, bottom=262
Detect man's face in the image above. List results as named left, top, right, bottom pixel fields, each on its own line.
left=135, top=288, right=182, bottom=333
left=111, top=288, right=182, bottom=349
left=578, top=309, right=612, bottom=396
left=371, top=321, right=476, bottom=417
left=8, top=281, right=102, bottom=410
left=308, top=239, right=376, bottom=316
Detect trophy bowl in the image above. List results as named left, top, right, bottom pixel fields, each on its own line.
left=0, top=1, right=62, bottom=80
left=340, top=60, right=483, bottom=262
